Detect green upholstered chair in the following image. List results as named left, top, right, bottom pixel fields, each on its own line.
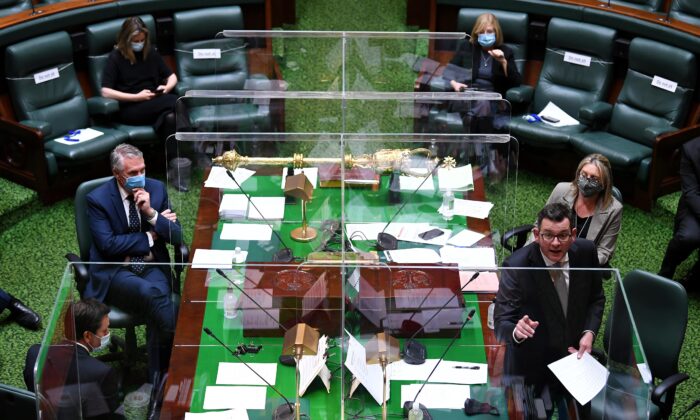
left=507, top=18, right=616, bottom=149
left=4, top=31, right=128, bottom=191
left=670, top=0, right=700, bottom=26
left=568, top=37, right=697, bottom=191
left=65, top=177, right=188, bottom=363
left=606, top=0, right=664, bottom=12
left=591, top=270, right=688, bottom=419
left=173, top=6, right=271, bottom=132
left=85, top=15, right=160, bottom=149
left=0, top=0, right=31, bottom=18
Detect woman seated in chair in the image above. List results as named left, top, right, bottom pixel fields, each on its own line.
left=101, top=17, right=178, bottom=143
left=541, top=153, right=623, bottom=267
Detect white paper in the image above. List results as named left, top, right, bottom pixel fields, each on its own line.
left=399, top=174, right=435, bottom=191
left=452, top=199, right=494, bottom=219
left=193, top=48, right=222, bottom=59
left=185, top=409, right=248, bottom=420
left=563, top=51, right=591, bottom=67
left=192, top=249, right=234, bottom=269
left=282, top=167, right=318, bottom=189
left=53, top=128, right=104, bottom=145
left=34, top=67, right=59, bottom=84
left=438, top=164, right=473, bottom=191
left=459, top=271, right=499, bottom=292
left=637, top=363, right=652, bottom=384
left=216, top=362, right=277, bottom=386
left=426, top=361, right=488, bottom=385
left=389, top=359, right=439, bottom=381
left=538, top=101, right=580, bottom=127
left=219, top=195, right=249, bottom=219
left=447, top=229, right=486, bottom=247
left=345, top=222, right=430, bottom=242
left=385, top=248, right=442, bottom=264
left=440, top=246, right=496, bottom=269
left=299, top=335, right=331, bottom=396
left=202, top=386, right=267, bottom=410
left=651, top=75, right=677, bottom=93
left=204, top=167, right=255, bottom=190
left=547, top=352, right=609, bottom=405
left=344, top=332, right=390, bottom=405
left=220, top=223, right=273, bottom=241
left=248, top=197, right=285, bottom=220
left=400, top=383, right=470, bottom=409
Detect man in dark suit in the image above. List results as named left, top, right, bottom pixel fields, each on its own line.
left=495, top=203, right=605, bottom=414
left=84, top=143, right=182, bottom=382
left=25, top=299, right=120, bottom=419
left=660, top=137, right=700, bottom=284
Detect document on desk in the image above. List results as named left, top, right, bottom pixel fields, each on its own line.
left=202, top=386, right=267, bottom=410
left=400, top=383, right=470, bottom=409
left=299, top=335, right=331, bottom=396
left=459, top=270, right=499, bottom=292
left=185, top=409, right=249, bottom=420
left=438, top=164, right=474, bottom=191
left=346, top=222, right=430, bottom=242
left=399, top=174, right=435, bottom=191
left=390, top=359, right=439, bottom=381
left=440, top=246, right=496, bottom=269
left=53, top=127, right=104, bottom=145
left=428, top=361, right=488, bottom=385
left=447, top=229, right=486, bottom=247
left=219, top=194, right=248, bottom=219
left=538, top=101, right=579, bottom=127
left=220, top=223, right=273, bottom=241
left=282, top=167, right=318, bottom=188
left=216, top=362, right=277, bottom=386
left=385, top=248, right=442, bottom=264
left=204, top=167, right=255, bottom=190
left=247, top=197, right=286, bottom=220
left=192, top=249, right=234, bottom=269
left=452, top=198, right=494, bottom=219
left=547, top=352, right=609, bottom=405
left=344, top=331, right=390, bottom=405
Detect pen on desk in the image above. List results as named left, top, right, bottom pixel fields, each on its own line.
left=64, top=137, right=79, bottom=142
left=453, top=365, right=480, bottom=369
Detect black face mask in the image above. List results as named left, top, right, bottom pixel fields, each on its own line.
left=464, top=398, right=500, bottom=416
left=577, top=175, right=604, bottom=198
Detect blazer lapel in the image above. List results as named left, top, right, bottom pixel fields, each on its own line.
left=109, top=178, right=129, bottom=233
left=587, top=200, right=609, bottom=243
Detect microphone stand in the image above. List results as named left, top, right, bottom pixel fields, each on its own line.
left=30, top=2, right=43, bottom=16
left=203, top=327, right=295, bottom=420
left=599, top=0, right=612, bottom=8
left=659, top=3, right=672, bottom=23
left=224, top=168, right=294, bottom=263
left=402, top=272, right=479, bottom=365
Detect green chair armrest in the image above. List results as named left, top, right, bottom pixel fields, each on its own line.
left=579, top=101, right=613, bottom=126
left=644, top=126, right=677, bottom=144
left=87, top=97, right=119, bottom=116
left=505, top=85, right=534, bottom=105
left=175, top=81, right=192, bottom=97
left=20, top=120, right=51, bottom=137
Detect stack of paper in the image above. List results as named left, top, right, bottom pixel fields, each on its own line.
left=248, top=197, right=286, bottom=220
left=438, top=164, right=474, bottom=191
left=440, top=246, right=496, bottom=269
left=538, top=101, right=580, bottom=127
left=204, top=167, right=256, bottom=190
left=344, top=332, right=390, bottom=405
left=453, top=199, right=494, bottom=219
left=202, top=386, right=267, bottom=410
left=299, top=335, right=332, bottom=396
left=385, top=248, right=442, bottom=264
left=220, top=223, right=273, bottom=241
left=216, top=363, right=277, bottom=386
left=53, top=127, right=104, bottom=145
left=219, top=194, right=248, bottom=219
left=399, top=174, right=435, bottom=191
left=447, top=229, right=486, bottom=247
left=192, top=249, right=234, bottom=269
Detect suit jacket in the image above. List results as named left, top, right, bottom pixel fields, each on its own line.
left=84, top=177, right=182, bottom=301
left=449, top=41, right=522, bottom=95
left=24, top=343, right=121, bottom=419
left=677, top=138, right=700, bottom=223
left=545, top=182, right=623, bottom=266
left=494, top=239, right=605, bottom=392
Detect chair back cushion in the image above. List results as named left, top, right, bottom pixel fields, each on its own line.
left=533, top=18, right=616, bottom=116
left=610, top=37, right=697, bottom=146
left=457, top=8, right=528, bottom=75
left=86, top=15, right=157, bottom=95
left=5, top=31, right=88, bottom=138
left=0, top=383, right=37, bottom=418
left=670, top=0, right=700, bottom=26
left=0, top=1, right=31, bottom=18
left=173, top=6, right=247, bottom=91
left=75, top=177, right=113, bottom=261
left=623, top=270, right=687, bottom=380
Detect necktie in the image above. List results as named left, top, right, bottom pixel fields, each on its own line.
left=127, top=196, right=145, bottom=275
left=550, top=262, right=568, bottom=316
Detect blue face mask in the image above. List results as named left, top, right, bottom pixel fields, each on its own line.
left=477, top=33, right=496, bottom=48
left=124, top=174, right=145, bottom=191
left=131, top=41, right=145, bottom=52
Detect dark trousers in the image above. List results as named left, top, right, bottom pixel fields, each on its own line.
left=0, top=288, right=11, bottom=313
left=659, top=204, right=700, bottom=279
left=105, top=266, right=177, bottom=383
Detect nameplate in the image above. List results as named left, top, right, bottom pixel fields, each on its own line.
left=34, top=68, right=59, bottom=84
left=651, top=75, right=677, bottom=93
left=193, top=49, right=221, bottom=59
left=563, top=52, right=591, bottom=67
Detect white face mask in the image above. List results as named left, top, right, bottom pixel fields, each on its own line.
left=131, top=41, right=145, bottom=52
left=92, top=332, right=111, bottom=352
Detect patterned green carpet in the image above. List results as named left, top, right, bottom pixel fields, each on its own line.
left=0, top=0, right=698, bottom=416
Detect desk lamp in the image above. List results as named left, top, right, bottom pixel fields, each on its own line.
left=366, top=332, right=401, bottom=420
left=284, top=173, right=317, bottom=242
left=279, top=323, right=320, bottom=420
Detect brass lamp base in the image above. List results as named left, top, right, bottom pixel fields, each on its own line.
left=290, top=226, right=317, bottom=242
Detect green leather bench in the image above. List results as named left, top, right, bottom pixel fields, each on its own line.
left=670, top=0, right=700, bottom=26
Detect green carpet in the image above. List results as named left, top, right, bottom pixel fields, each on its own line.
left=0, top=0, right=698, bottom=416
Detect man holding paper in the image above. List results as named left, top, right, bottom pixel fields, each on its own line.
left=494, top=203, right=604, bottom=413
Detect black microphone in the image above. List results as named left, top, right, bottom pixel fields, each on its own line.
left=403, top=308, right=477, bottom=418
left=203, top=327, right=295, bottom=417
left=224, top=168, right=293, bottom=263
left=216, top=268, right=288, bottom=332
left=377, top=157, right=442, bottom=251
left=402, top=271, right=479, bottom=365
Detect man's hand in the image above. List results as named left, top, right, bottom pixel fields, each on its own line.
left=514, top=315, right=539, bottom=340
left=133, top=189, right=154, bottom=218
left=568, top=331, right=595, bottom=359
left=450, top=80, right=468, bottom=92
left=161, top=209, right=177, bottom=222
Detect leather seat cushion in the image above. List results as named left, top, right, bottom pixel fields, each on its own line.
left=44, top=126, right=127, bottom=163
left=570, top=131, right=652, bottom=167
left=509, top=118, right=582, bottom=149
left=189, top=103, right=271, bottom=131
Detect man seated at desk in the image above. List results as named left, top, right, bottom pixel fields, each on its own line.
left=494, top=203, right=604, bottom=416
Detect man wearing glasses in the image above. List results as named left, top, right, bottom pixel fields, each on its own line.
left=494, top=202, right=604, bottom=415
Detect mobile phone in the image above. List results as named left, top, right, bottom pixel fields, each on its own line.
left=152, top=87, right=165, bottom=95
left=541, top=115, right=560, bottom=123
left=418, top=228, right=445, bottom=240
